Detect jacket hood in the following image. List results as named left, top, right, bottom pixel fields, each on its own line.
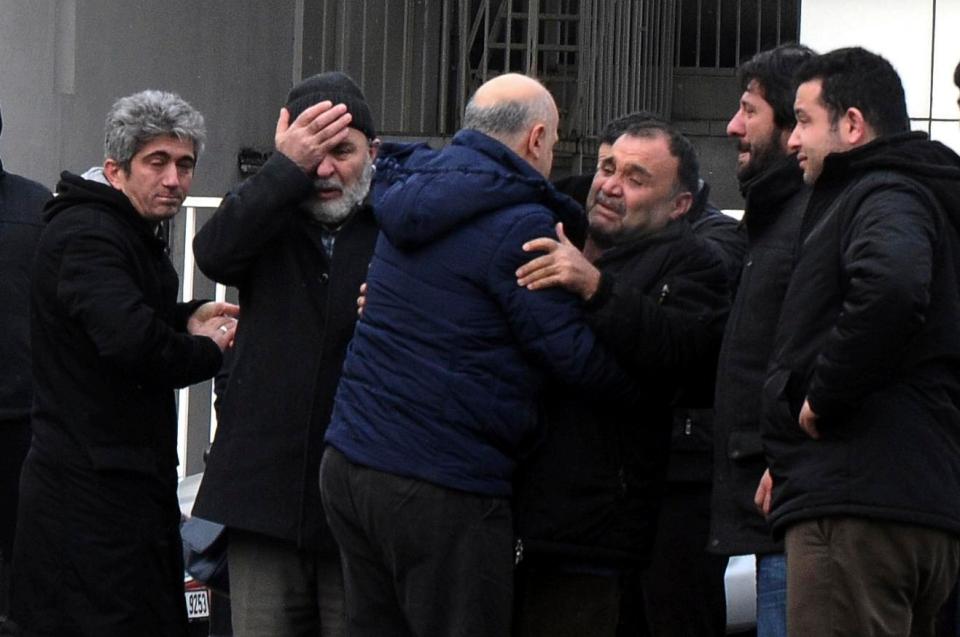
left=821, top=132, right=960, bottom=231
left=44, top=171, right=164, bottom=247
left=373, top=129, right=581, bottom=248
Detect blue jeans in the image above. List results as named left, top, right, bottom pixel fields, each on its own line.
left=756, top=553, right=787, bottom=637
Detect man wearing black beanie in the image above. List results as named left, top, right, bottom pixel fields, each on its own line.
left=191, top=72, right=380, bottom=637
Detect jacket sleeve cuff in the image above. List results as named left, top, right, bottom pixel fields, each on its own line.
left=584, top=271, right=615, bottom=310
left=176, top=299, right=211, bottom=332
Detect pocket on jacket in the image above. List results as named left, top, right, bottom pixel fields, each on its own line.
left=762, top=368, right=801, bottom=436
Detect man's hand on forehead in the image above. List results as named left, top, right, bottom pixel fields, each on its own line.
left=275, top=101, right=353, bottom=175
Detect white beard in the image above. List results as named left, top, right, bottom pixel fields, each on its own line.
left=305, top=160, right=374, bottom=225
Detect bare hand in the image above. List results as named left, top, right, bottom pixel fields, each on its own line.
left=754, top=468, right=773, bottom=516
left=516, top=223, right=601, bottom=301
left=799, top=398, right=820, bottom=439
left=187, top=302, right=239, bottom=334
left=194, top=316, right=237, bottom=352
left=357, top=282, right=367, bottom=318
left=188, top=302, right=239, bottom=351
left=275, top=102, right=352, bottom=174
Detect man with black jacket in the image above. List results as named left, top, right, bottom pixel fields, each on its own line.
left=10, top=90, right=236, bottom=637
left=513, top=118, right=730, bottom=636
left=192, top=72, right=378, bottom=637
left=552, top=113, right=743, bottom=637
left=708, top=43, right=814, bottom=637
left=761, top=47, right=960, bottom=635
left=0, top=106, right=50, bottom=623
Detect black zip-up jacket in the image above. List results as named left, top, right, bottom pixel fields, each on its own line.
left=0, top=160, right=50, bottom=424
left=30, top=173, right=222, bottom=466
left=763, top=132, right=960, bottom=536
left=708, top=155, right=808, bottom=556
left=552, top=176, right=745, bottom=484
left=514, top=220, right=730, bottom=565
left=192, top=153, right=378, bottom=551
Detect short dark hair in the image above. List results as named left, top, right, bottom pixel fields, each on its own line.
left=611, top=118, right=699, bottom=197
left=794, top=47, right=909, bottom=137
left=954, top=58, right=960, bottom=90
left=738, top=43, right=817, bottom=130
left=599, top=111, right=668, bottom=145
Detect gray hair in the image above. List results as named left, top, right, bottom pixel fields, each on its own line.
left=462, top=91, right=554, bottom=145
left=104, top=90, right=206, bottom=171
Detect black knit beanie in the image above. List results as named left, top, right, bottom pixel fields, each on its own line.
left=285, top=72, right=375, bottom=140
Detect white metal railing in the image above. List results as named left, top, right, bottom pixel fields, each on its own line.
left=177, top=196, right=226, bottom=478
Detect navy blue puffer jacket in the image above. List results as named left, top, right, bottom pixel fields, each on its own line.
left=325, top=130, right=636, bottom=497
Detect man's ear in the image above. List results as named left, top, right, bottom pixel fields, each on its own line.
left=102, top=159, right=123, bottom=189
left=368, top=138, right=380, bottom=162
left=527, top=123, right=546, bottom=162
left=669, top=191, right=694, bottom=220
left=841, top=107, right=873, bottom=146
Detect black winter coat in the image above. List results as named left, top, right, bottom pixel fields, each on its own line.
left=552, top=176, right=745, bottom=484
left=709, top=155, right=808, bottom=556
left=0, top=161, right=50, bottom=424
left=12, top=173, right=222, bottom=636
left=763, top=133, right=960, bottom=536
left=669, top=183, right=745, bottom=483
left=515, top=220, right=730, bottom=565
left=192, top=153, right=378, bottom=551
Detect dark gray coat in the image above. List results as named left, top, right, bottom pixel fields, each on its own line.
left=192, top=153, right=378, bottom=551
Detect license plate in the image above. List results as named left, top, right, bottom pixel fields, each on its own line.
left=185, top=589, right=210, bottom=620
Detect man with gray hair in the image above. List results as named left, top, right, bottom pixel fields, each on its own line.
left=320, top=73, right=638, bottom=636
left=191, top=71, right=379, bottom=637
left=9, top=90, right=237, bottom=637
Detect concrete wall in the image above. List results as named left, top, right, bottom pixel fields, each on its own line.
left=673, top=70, right=744, bottom=210
left=0, top=0, right=298, bottom=197
left=0, top=1, right=59, bottom=188
left=800, top=0, right=960, bottom=152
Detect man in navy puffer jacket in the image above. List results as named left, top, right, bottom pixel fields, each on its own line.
left=320, top=74, right=638, bottom=637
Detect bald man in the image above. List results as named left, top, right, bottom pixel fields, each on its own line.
left=321, top=74, right=638, bottom=636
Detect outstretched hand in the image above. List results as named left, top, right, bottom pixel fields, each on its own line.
left=275, top=101, right=353, bottom=175
left=516, top=223, right=601, bottom=301
left=188, top=301, right=240, bottom=352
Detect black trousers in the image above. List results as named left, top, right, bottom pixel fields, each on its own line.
left=320, top=447, right=514, bottom=637
left=515, top=564, right=624, bottom=637
left=624, top=482, right=728, bottom=637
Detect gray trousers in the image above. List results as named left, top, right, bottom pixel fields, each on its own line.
left=227, top=529, right=345, bottom=637
left=786, top=516, right=960, bottom=637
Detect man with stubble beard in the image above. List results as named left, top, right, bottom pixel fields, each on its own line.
left=707, top=43, right=814, bottom=637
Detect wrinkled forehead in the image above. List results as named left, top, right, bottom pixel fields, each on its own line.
left=605, top=132, right=677, bottom=178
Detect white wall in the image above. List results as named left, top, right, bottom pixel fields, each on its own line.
left=800, top=0, right=960, bottom=152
